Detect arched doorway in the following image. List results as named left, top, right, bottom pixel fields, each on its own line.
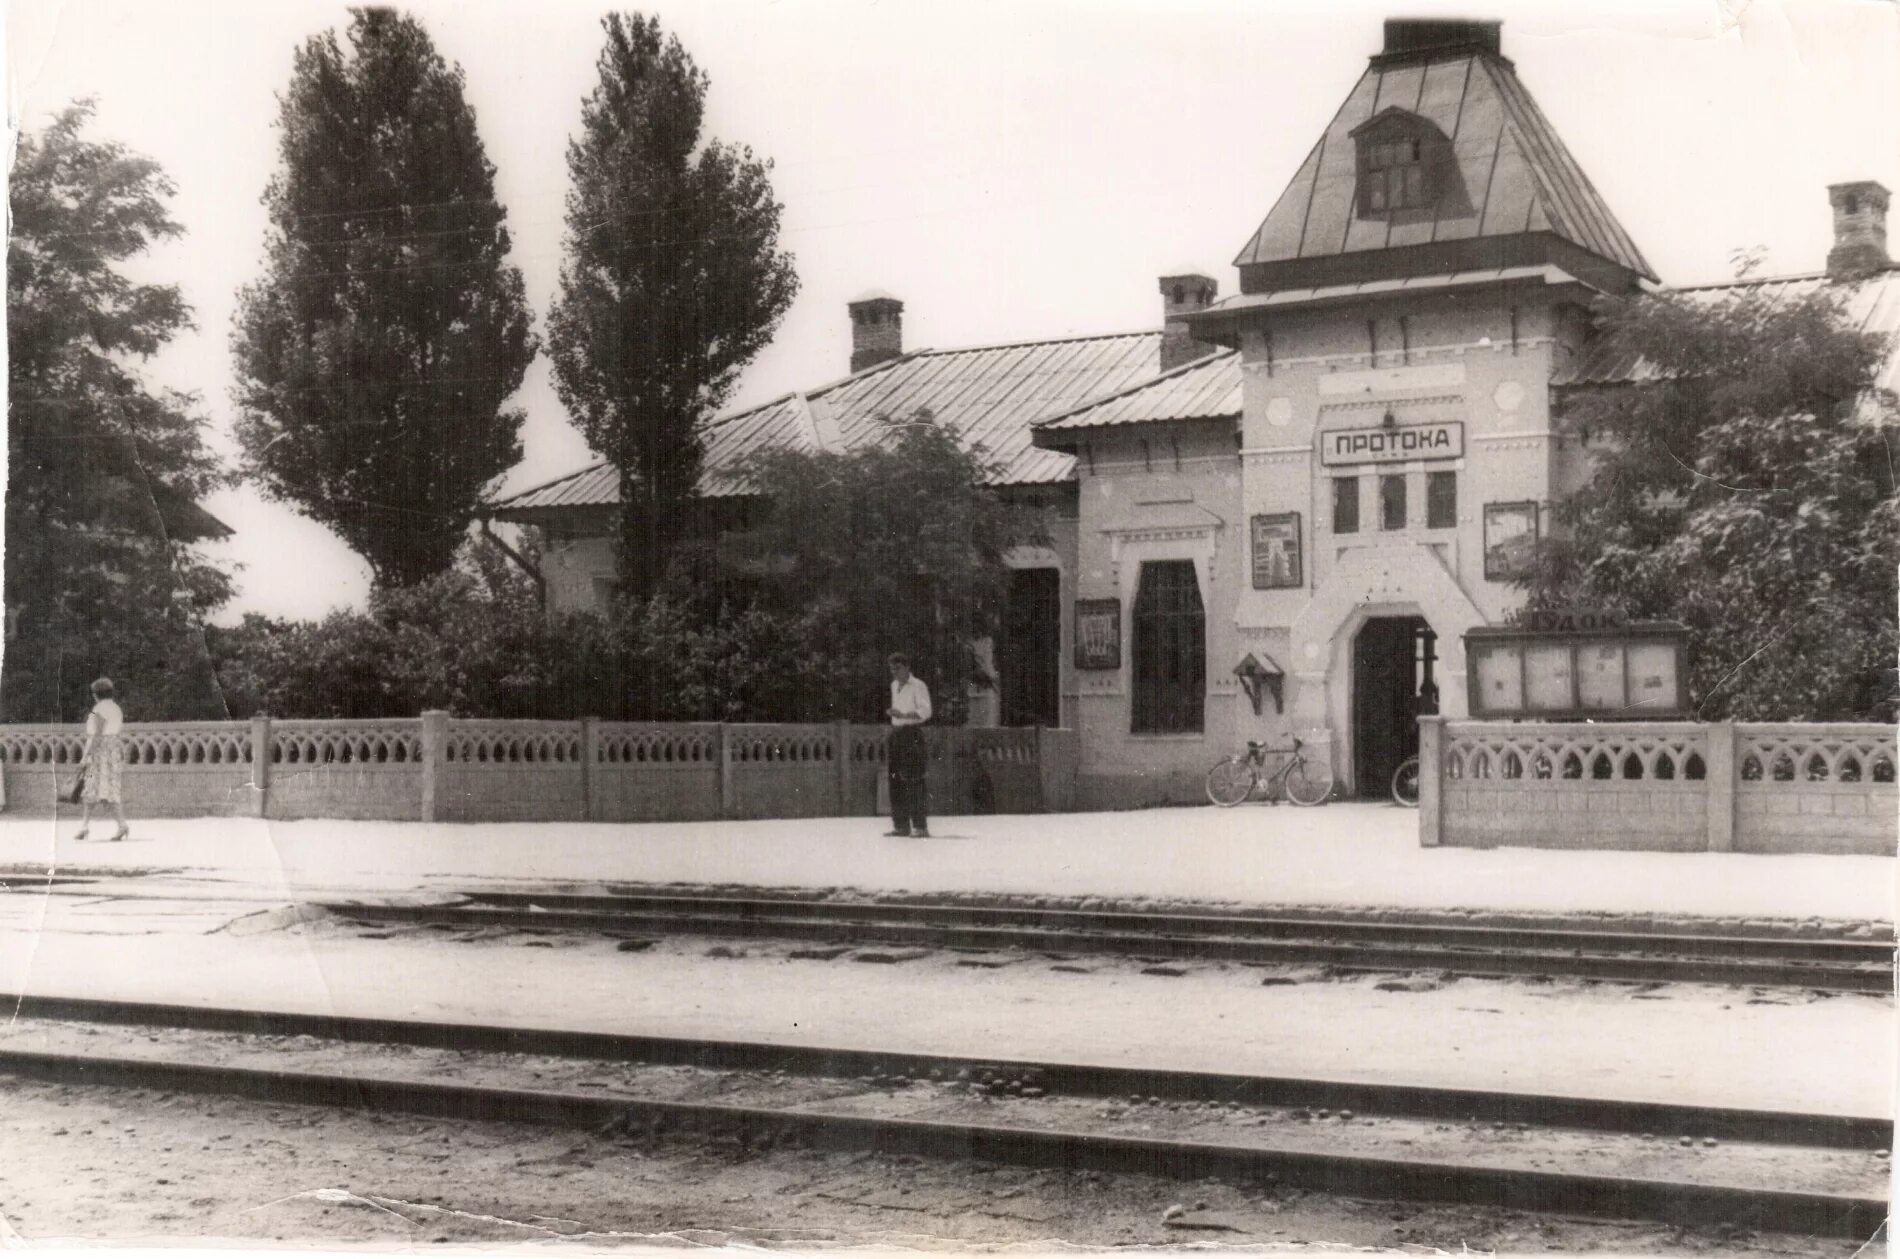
left=1351, top=616, right=1437, bottom=799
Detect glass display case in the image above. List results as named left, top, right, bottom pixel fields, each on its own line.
left=1464, top=622, right=1689, bottom=720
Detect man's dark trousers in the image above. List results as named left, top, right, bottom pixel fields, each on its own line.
left=888, top=726, right=929, bottom=835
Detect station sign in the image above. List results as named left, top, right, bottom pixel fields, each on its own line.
left=1319, top=421, right=1463, bottom=466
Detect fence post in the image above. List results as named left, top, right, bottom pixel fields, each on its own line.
left=718, top=723, right=734, bottom=820
left=836, top=720, right=852, bottom=816
left=581, top=717, right=599, bottom=823
left=1036, top=726, right=1077, bottom=812
left=249, top=715, right=271, bottom=818
left=420, top=710, right=448, bottom=823
left=1418, top=716, right=1443, bottom=847
left=1706, top=721, right=1736, bottom=853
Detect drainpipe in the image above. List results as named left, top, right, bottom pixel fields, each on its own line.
left=478, top=517, right=547, bottom=613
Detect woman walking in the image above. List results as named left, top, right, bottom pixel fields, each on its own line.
left=75, top=677, right=128, bottom=842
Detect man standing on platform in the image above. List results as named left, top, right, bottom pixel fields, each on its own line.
left=885, top=653, right=932, bottom=837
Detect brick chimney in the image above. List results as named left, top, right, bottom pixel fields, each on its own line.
left=1826, top=182, right=1891, bottom=281
left=1375, top=19, right=1503, bottom=65
left=1159, top=272, right=1218, bottom=373
left=848, top=292, right=904, bottom=373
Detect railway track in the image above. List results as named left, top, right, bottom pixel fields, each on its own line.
left=323, top=890, right=1897, bottom=993
left=0, top=994, right=1885, bottom=1239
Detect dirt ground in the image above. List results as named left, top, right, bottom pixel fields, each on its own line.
left=2, top=1016, right=1884, bottom=1201
left=0, top=1079, right=1871, bottom=1254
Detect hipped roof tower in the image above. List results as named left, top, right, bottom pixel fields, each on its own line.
left=1229, top=18, right=1655, bottom=296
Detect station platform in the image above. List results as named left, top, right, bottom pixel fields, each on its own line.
left=0, top=803, right=1891, bottom=927
left=0, top=806, right=1892, bottom=1121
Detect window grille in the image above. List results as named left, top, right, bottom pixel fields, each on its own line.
left=1131, top=561, right=1205, bottom=734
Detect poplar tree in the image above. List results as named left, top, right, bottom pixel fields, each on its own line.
left=548, top=13, right=799, bottom=598
left=233, top=8, right=536, bottom=588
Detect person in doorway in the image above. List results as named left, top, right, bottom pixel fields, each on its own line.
left=885, top=653, right=932, bottom=837
left=75, top=677, right=129, bottom=842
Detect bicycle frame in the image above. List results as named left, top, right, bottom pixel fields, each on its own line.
left=1244, top=740, right=1310, bottom=799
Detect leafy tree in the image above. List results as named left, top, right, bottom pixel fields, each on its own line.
left=548, top=12, right=799, bottom=597
left=1527, top=284, right=1899, bottom=719
left=232, top=7, right=536, bottom=588
left=5, top=102, right=234, bottom=721
left=711, top=415, right=1050, bottom=724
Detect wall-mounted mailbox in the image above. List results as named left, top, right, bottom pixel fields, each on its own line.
left=1465, top=621, right=1690, bottom=720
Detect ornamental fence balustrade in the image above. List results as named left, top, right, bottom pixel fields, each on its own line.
left=0, top=714, right=1077, bottom=823
left=1418, top=718, right=1898, bottom=856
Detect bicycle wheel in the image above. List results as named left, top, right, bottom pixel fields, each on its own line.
left=1204, top=758, right=1256, bottom=807
left=1391, top=756, right=1421, bottom=807
left=1283, top=759, right=1333, bottom=807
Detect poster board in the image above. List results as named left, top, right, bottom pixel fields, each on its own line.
left=1465, top=622, right=1690, bottom=720
left=1074, top=598, right=1121, bottom=670
left=1250, top=513, right=1302, bottom=589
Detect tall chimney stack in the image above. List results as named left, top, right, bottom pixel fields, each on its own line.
left=1158, top=272, right=1218, bottom=372
left=1826, top=182, right=1891, bottom=281
left=848, top=292, right=904, bottom=373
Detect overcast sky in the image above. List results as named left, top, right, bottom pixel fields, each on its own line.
left=8, top=0, right=1898, bottom=624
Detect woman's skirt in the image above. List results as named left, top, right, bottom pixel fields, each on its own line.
left=83, top=734, right=125, bottom=805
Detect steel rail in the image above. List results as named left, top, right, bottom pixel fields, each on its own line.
left=0, top=1045, right=1881, bottom=1239
left=327, top=900, right=1895, bottom=993
left=468, top=891, right=1895, bottom=962
left=6, top=994, right=1887, bottom=1150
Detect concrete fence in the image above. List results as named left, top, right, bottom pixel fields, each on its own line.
left=0, top=715, right=1080, bottom=824
left=1419, top=717, right=1898, bottom=856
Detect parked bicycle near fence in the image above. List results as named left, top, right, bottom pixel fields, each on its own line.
left=1204, top=737, right=1334, bottom=807
left=1391, top=755, right=1421, bottom=807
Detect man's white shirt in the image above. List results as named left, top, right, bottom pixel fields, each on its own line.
left=890, top=676, right=932, bottom=726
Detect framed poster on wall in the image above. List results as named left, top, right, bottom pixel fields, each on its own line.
left=1483, top=501, right=1539, bottom=581
left=1251, top=512, right=1302, bottom=589
left=1074, top=598, right=1122, bottom=670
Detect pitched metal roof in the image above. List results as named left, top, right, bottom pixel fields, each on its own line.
left=1034, top=349, right=1240, bottom=437
left=487, top=460, right=621, bottom=514
left=1233, top=50, right=1655, bottom=282
left=489, top=332, right=1166, bottom=515
left=1554, top=268, right=1900, bottom=394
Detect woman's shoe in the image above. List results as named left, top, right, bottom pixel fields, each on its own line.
left=108, top=829, right=129, bottom=842
left=74, top=828, right=89, bottom=842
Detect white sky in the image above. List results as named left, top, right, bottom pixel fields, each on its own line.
left=7, top=0, right=1898, bottom=624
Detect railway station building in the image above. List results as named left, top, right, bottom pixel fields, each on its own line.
left=488, top=18, right=1900, bottom=809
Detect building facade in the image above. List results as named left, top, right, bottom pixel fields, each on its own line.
left=489, top=18, right=1898, bottom=809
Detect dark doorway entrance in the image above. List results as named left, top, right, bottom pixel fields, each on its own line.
left=1000, top=568, right=1061, bottom=727
left=1351, top=616, right=1437, bottom=798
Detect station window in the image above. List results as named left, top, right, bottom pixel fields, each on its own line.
left=1131, top=561, right=1205, bottom=735
left=1380, top=474, right=1407, bottom=531
left=1332, top=477, right=1360, bottom=534
left=1427, top=472, right=1457, bottom=529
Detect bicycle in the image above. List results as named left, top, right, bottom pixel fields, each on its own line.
left=1391, top=755, right=1421, bottom=807
left=1205, top=736, right=1334, bottom=807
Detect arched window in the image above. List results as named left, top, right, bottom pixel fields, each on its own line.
left=1132, top=561, right=1205, bottom=734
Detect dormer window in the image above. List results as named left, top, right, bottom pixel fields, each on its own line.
left=1365, top=138, right=1425, bottom=211
left=1350, top=107, right=1447, bottom=218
